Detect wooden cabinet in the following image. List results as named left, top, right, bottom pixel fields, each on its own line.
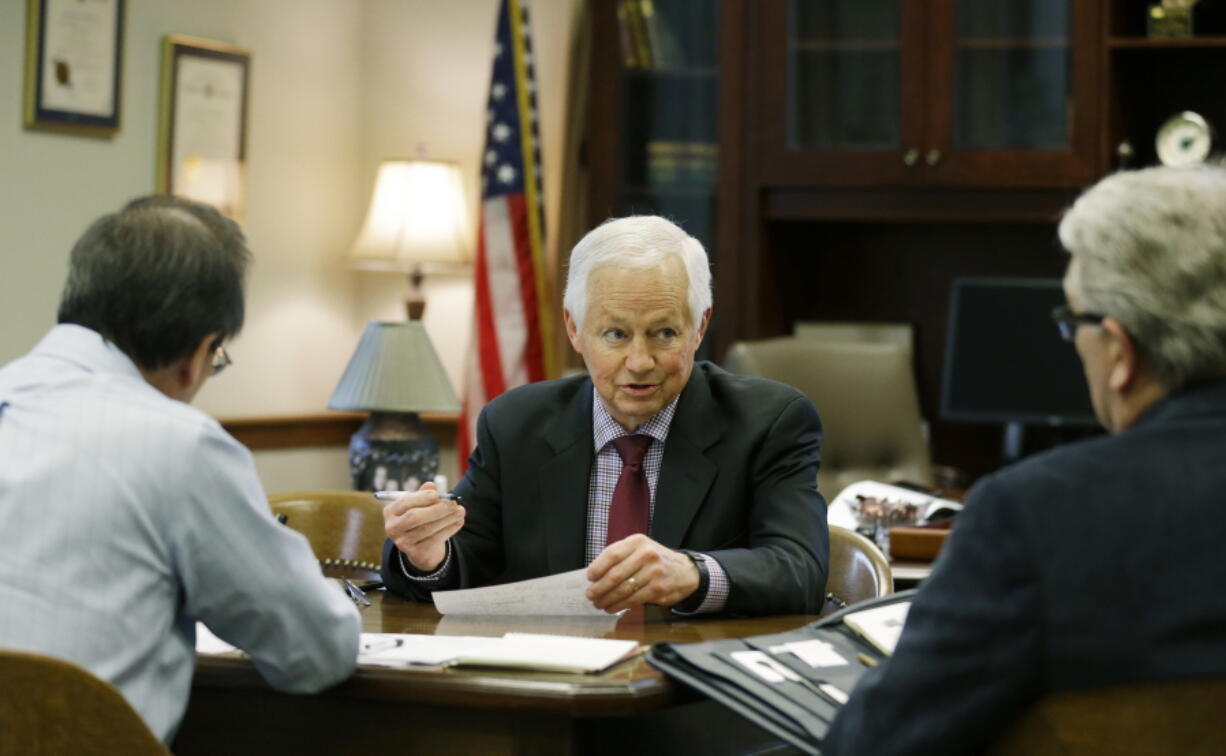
left=585, top=0, right=722, bottom=247
left=582, top=0, right=1226, bottom=475
left=1102, top=0, right=1226, bottom=171
left=753, top=0, right=1101, bottom=189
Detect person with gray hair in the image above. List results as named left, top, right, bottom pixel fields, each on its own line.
left=381, top=215, right=828, bottom=616
left=826, top=165, right=1226, bottom=754
left=0, top=196, right=360, bottom=744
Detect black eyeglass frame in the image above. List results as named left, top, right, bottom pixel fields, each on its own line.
left=210, top=346, right=232, bottom=376
left=1051, top=304, right=1106, bottom=342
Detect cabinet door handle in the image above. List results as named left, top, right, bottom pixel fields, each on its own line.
left=903, top=148, right=919, bottom=166
left=925, top=148, right=942, bottom=166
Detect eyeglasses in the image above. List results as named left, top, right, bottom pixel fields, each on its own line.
left=1051, top=304, right=1106, bottom=342
left=210, top=346, right=232, bottom=377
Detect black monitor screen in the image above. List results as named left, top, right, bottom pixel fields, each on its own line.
left=940, top=278, right=1098, bottom=426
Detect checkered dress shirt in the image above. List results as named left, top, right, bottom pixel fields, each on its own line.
left=587, top=389, right=729, bottom=614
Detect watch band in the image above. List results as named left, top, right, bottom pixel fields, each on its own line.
left=675, top=549, right=710, bottom=613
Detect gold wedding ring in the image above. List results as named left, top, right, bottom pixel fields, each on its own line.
left=625, top=577, right=640, bottom=593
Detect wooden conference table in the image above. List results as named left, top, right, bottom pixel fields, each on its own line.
left=174, top=591, right=818, bottom=755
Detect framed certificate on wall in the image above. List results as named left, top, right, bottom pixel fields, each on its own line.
left=23, top=0, right=125, bottom=136
left=157, top=35, right=251, bottom=221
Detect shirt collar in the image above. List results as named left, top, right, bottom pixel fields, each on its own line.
left=591, top=386, right=679, bottom=452
left=29, top=324, right=145, bottom=382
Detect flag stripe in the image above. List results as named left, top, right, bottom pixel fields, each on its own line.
left=485, top=196, right=530, bottom=388
left=460, top=0, right=550, bottom=473
left=474, top=212, right=507, bottom=400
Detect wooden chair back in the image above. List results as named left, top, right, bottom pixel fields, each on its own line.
left=268, top=489, right=387, bottom=579
left=823, top=525, right=893, bottom=615
left=0, top=649, right=166, bottom=755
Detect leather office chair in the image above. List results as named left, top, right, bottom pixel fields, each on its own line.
left=793, top=320, right=914, bottom=361
left=268, top=490, right=387, bottom=580
left=821, top=525, right=893, bottom=616
left=989, top=677, right=1226, bottom=755
left=724, top=337, right=934, bottom=498
left=0, top=649, right=167, bottom=755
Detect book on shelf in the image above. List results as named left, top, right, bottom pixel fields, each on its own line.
left=617, top=0, right=653, bottom=69
left=646, top=140, right=718, bottom=185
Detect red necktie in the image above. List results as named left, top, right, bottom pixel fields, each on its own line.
left=606, top=435, right=653, bottom=547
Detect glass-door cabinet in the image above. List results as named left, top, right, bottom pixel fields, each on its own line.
left=755, top=0, right=1100, bottom=188
left=586, top=0, right=721, bottom=250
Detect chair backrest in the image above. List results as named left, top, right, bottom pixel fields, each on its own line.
left=0, top=649, right=167, bottom=755
left=724, top=337, right=933, bottom=497
left=793, top=320, right=915, bottom=361
left=268, top=490, right=387, bottom=578
left=990, top=677, right=1226, bottom=755
left=823, top=525, right=892, bottom=614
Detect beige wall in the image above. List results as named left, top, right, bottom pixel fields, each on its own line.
left=0, top=0, right=579, bottom=491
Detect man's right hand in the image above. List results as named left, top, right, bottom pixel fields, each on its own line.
left=381, top=483, right=466, bottom=573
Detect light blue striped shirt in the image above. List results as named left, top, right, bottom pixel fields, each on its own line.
left=0, top=325, right=360, bottom=742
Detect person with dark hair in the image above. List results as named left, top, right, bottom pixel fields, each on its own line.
left=825, top=166, right=1226, bottom=754
left=0, top=196, right=359, bottom=743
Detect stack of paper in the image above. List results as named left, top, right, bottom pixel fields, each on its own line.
left=842, top=602, right=910, bottom=656
left=358, top=632, right=640, bottom=674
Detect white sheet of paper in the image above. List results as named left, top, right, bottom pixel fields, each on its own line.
left=843, top=601, right=911, bottom=656
left=770, top=639, right=848, bottom=668
left=432, top=568, right=608, bottom=616
left=195, top=623, right=239, bottom=655
left=461, top=633, right=638, bottom=673
left=358, top=633, right=496, bottom=667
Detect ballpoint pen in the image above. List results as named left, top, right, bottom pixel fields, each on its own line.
left=373, top=491, right=461, bottom=502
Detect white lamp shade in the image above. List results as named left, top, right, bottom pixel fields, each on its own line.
left=348, top=159, right=470, bottom=268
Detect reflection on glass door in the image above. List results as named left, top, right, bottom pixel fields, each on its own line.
left=788, top=0, right=902, bottom=151
left=954, top=0, right=1072, bottom=150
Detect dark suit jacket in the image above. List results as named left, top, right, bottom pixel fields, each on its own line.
left=382, top=361, right=828, bottom=616
left=825, top=380, right=1226, bottom=755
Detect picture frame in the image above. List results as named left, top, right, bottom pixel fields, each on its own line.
left=23, top=0, right=125, bottom=136
left=157, top=35, right=251, bottom=222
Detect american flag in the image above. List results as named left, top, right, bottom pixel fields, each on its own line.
left=459, top=0, right=553, bottom=469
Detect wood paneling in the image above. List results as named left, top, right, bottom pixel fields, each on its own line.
left=219, top=412, right=459, bottom=451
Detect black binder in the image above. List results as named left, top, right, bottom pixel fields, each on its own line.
left=647, top=590, right=915, bottom=755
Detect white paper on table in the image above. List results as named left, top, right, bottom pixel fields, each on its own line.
left=460, top=633, right=639, bottom=673
left=358, top=632, right=495, bottom=667
left=195, top=623, right=239, bottom=655
left=432, top=568, right=609, bottom=617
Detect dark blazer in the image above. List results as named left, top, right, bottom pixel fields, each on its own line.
left=825, top=380, right=1226, bottom=755
left=382, top=361, right=828, bottom=616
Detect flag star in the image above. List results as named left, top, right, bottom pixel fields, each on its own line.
left=494, top=42, right=503, bottom=58
left=485, top=149, right=498, bottom=166
left=492, top=123, right=512, bottom=142
left=492, top=82, right=508, bottom=100
left=498, top=164, right=517, bottom=184
left=524, top=52, right=533, bottom=67
left=527, top=79, right=536, bottom=93
left=530, top=108, right=538, bottom=123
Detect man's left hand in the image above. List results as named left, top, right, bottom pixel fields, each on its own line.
left=585, top=534, right=700, bottom=613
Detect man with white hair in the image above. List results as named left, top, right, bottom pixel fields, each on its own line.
left=826, top=165, right=1226, bottom=754
left=381, top=215, right=827, bottom=616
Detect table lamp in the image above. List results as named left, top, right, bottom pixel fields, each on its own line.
left=329, top=321, right=461, bottom=492
left=347, top=157, right=470, bottom=320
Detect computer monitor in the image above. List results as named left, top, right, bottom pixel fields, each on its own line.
left=940, top=278, right=1099, bottom=460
